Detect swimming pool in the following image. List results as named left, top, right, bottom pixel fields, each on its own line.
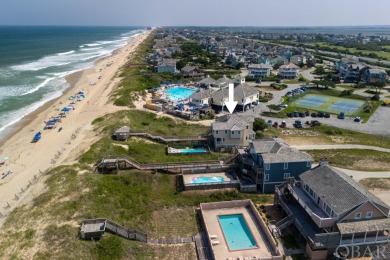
left=191, top=176, right=225, bottom=184
left=218, top=214, right=257, bottom=251
left=164, top=87, right=196, bottom=101
left=180, top=148, right=208, bottom=153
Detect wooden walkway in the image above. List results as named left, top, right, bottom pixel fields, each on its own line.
left=81, top=218, right=194, bottom=245
left=128, top=131, right=208, bottom=143
left=96, top=155, right=228, bottom=172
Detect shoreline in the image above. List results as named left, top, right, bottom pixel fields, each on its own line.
left=0, top=29, right=152, bottom=227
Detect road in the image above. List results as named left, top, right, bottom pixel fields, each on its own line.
left=332, top=167, right=390, bottom=181
left=293, top=144, right=390, bottom=153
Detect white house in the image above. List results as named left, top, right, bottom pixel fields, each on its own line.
left=277, top=63, right=300, bottom=79
left=248, top=64, right=273, bottom=78
left=157, top=59, right=177, bottom=73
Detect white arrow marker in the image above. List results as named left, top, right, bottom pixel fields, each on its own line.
left=225, top=84, right=238, bottom=114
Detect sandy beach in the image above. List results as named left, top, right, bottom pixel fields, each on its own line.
left=0, top=29, right=151, bottom=227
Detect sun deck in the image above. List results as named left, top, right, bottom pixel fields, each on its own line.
left=200, top=200, right=282, bottom=260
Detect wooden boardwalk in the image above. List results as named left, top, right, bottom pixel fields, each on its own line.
left=128, top=131, right=208, bottom=143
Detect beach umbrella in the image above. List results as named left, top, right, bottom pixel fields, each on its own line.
left=61, top=107, right=71, bottom=112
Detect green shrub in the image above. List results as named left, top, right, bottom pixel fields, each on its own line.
left=94, top=236, right=125, bottom=260
left=253, top=118, right=268, bottom=131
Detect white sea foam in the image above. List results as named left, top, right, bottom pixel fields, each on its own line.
left=21, top=77, right=56, bottom=96
left=57, top=50, right=75, bottom=56
left=80, top=47, right=103, bottom=51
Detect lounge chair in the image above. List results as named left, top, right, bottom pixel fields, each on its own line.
left=209, top=234, right=217, bottom=239
left=211, top=240, right=219, bottom=245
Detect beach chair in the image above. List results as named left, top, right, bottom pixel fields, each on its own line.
left=209, top=234, right=217, bottom=239
left=211, top=240, right=219, bottom=245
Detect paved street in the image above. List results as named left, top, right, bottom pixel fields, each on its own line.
left=293, top=144, right=390, bottom=153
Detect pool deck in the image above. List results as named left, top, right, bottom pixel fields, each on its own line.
left=183, top=172, right=235, bottom=185
left=200, top=200, right=280, bottom=260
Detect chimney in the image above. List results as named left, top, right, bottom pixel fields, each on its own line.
left=319, top=158, right=329, bottom=166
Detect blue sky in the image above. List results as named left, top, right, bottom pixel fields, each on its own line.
left=1, top=0, right=390, bottom=26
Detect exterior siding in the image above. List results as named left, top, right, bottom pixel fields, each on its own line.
left=340, top=201, right=387, bottom=221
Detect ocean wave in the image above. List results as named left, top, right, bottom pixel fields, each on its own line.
left=21, top=77, right=56, bottom=96
left=84, top=43, right=102, bottom=47
left=57, top=50, right=75, bottom=56
left=80, top=47, right=103, bottom=51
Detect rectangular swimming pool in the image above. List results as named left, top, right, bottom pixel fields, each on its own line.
left=218, top=214, right=258, bottom=251
left=191, top=176, right=224, bottom=184
left=164, top=87, right=197, bottom=101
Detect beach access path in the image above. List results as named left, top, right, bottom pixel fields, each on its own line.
left=0, top=30, right=152, bottom=228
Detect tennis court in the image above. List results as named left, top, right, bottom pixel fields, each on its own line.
left=293, top=94, right=366, bottom=115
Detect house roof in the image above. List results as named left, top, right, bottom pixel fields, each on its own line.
left=337, top=218, right=390, bottom=234
left=181, top=66, right=199, bottom=73
left=251, top=138, right=312, bottom=164
left=212, top=114, right=254, bottom=131
left=210, top=83, right=258, bottom=101
left=368, top=68, right=386, bottom=74
left=198, top=76, right=216, bottom=85
left=190, top=89, right=213, bottom=100
left=216, top=75, right=231, bottom=84
left=158, top=59, right=176, bottom=67
left=279, top=63, right=299, bottom=69
left=248, top=64, right=273, bottom=70
left=115, top=126, right=130, bottom=134
left=300, top=165, right=390, bottom=215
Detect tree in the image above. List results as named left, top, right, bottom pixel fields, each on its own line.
left=235, top=62, right=245, bottom=70
left=311, top=80, right=321, bottom=88
left=176, top=60, right=187, bottom=70
left=313, top=66, right=325, bottom=75
left=253, top=118, right=268, bottom=132
left=373, top=81, right=385, bottom=93
left=322, top=80, right=335, bottom=89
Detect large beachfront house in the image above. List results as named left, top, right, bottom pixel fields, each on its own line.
left=189, top=89, right=213, bottom=107
left=335, top=56, right=365, bottom=83
left=274, top=162, right=390, bottom=259
left=212, top=114, right=255, bottom=151
left=241, top=138, right=312, bottom=193
left=277, top=63, right=300, bottom=79
left=248, top=63, right=273, bottom=79
left=364, top=68, right=387, bottom=84
left=157, top=59, right=177, bottom=73
left=210, top=83, right=259, bottom=112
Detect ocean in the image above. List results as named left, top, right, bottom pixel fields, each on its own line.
left=0, top=26, right=145, bottom=137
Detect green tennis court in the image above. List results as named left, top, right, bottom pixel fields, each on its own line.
left=293, top=94, right=366, bottom=115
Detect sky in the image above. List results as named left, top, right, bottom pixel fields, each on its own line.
left=1, top=0, right=390, bottom=27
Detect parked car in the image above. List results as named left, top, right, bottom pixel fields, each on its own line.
left=280, top=121, right=287, bottom=128
left=305, top=110, right=310, bottom=116
left=272, top=122, right=279, bottom=128
left=299, top=112, right=306, bottom=118
left=279, top=103, right=288, bottom=108
left=324, top=113, right=330, bottom=118
left=311, top=112, right=318, bottom=117
left=311, top=120, right=321, bottom=126
left=318, top=111, right=325, bottom=118
left=338, top=112, right=345, bottom=119
left=354, top=116, right=361, bottom=122
left=287, top=112, right=293, bottom=118
left=293, top=111, right=299, bottom=117
left=294, top=120, right=303, bottom=128
left=267, top=120, right=273, bottom=126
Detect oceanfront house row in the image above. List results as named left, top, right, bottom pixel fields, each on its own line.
left=240, top=138, right=313, bottom=193
left=212, top=114, right=255, bottom=151
left=274, top=162, right=390, bottom=259
left=277, top=63, right=300, bottom=79
left=157, top=59, right=177, bottom=73
left=210, top=83, right=259, bottom=112
left=248, top=63, right=273, bottom=78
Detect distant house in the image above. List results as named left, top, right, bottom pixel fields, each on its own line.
left=277, top=63, right=300, bottom=79
left=335, top=56, right=366, bottom=83
left=189, top=89, right=213, bottom=107
left=248, top=64, right=273, bottom=78
left=198, top=75, right=216, bottom=88
left=258, top=56, right=272, bottom=65
left=210, top=83, right=259, bottom=112
left=212, top=114, right=255, bottom=150
left=241, top=138, right=312, bottom=193
left=272, top=56, right=289, bottom=66
left=274, top=161, right=390, bottom=259
left=113, top=126, right=130, bottom=141
left=290, top=55, right=306, bottom=65
left=364, top=68, right=387, bottom=84
left=180, top=66, right=204, bottom=77
left=157, top=59, right=177, bottom=73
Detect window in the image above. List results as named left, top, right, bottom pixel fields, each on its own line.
left=265, top=163, right=270, bottom=170
left=237, top=131, right=240, bottom=134
left=232, top=131, right=234, bottom=134
left=225, top=130, right=228, bottom=134
left=326, top=205, right=331, bottom=215
left=246, top=137, right=248, bottom=140
left=304, top=184, right=309, bottom=192
left=215, top=130, right=219, bottom=135
left=355, top=212, right=361, bottom=220
left=323, top=202, right=327, bottom=210
left=283, top=162, right=288, bottom=170
left=366, top=211, right=373, bottom=219
left=309, top=188, right=314, bottom=197
left=246, top=126, right=249, bottom=129
left=222, top=138, right=225, bottom=141
left=283, top=173, right=290, bottom=179
left=265, top=174, right=269, bottom=181
left=306, top=161, right=311, bottom=168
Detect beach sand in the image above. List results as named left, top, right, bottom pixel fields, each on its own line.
left=0, top=30, right=152, bottom=227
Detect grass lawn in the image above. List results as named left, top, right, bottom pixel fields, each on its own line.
left=262, top=126, right=390, bottom=149
left=305, top=149, right=390, bottom=171
left=360, top=178, right=390, bottom=190
left=0, top=165, right=273, bottom=259
left=92, top=110, right=210, bottom=137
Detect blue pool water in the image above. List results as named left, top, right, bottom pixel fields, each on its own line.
left=191, top=176, right=224, bottom=184
left=180, top=148, right=208, bottom=153
left=164, top=87, right=196, bottom=101
left=218, top=214, right=257, bottom=251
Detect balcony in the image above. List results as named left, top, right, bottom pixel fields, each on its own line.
left=289, top=185, right=337, bottom=228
